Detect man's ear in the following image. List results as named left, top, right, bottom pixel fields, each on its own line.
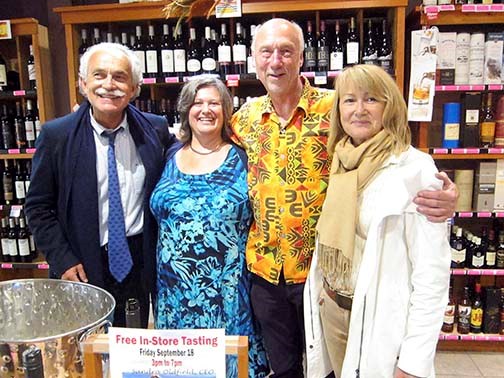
left=78, top=76, right=87, bottom=97
left=299, top=52, right=304, bottom=69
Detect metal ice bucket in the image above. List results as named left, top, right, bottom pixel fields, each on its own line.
left=0, top=278, right=115, bottom=377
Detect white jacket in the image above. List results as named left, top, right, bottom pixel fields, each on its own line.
left=305, top=147, right=451, bottom=378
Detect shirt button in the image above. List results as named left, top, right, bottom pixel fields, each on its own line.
left=280, top=154, right=286, bottom=160
left=279, top=207, right=284, bottom=213
left=280, top=233, right=286, bottom=238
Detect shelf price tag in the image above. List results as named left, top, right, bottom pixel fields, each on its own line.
left=142, top=78, right=156, bottom=85
left=13, top=90, right=26, bottom=97
left=215, top=0, right=242, bottom=18
left=314, top=72, right=328, bottom=86
left=1, top=263, right=13, bottom=269
left=37, top=263, right=49, bottom=270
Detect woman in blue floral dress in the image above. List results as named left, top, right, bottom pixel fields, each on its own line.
left=150, top=75, right=269, bottom=378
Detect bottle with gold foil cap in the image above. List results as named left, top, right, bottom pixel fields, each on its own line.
left=480, top=92, right=495, bottom=147
left=494, top=94, right=504, bottom=147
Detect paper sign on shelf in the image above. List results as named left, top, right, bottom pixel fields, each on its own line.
left=0, top=20, right=12, bottom=40
left=408, top=28, right=438, bottom=122
left=109, top=327, right=226, bottom=378
left=215, top=0, right=242, bottom=18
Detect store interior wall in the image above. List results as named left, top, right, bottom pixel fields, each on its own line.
left=0, top=0, right=422, bottom=119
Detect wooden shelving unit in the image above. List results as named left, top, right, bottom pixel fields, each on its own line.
left=54, top=0, right=407, bottom=110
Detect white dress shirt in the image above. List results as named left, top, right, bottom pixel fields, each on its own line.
left=89, top=111, right=145, bottom=247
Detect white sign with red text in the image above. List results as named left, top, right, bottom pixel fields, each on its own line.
left=108, top=327, right=225, bottom=378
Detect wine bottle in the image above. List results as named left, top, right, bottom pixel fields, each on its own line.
left=34, top=109, right=41, bottom=140
left=133, top=25, right=146, bottom=75
left=470, top=283, right=483, bottom=333
left=233, top=96, right=239, bottom=113
left=14, top=160, right=25, bottom=205
left=233, top=22, right=247, bottom=75
left=480, top=92, right=496, bottom=148
left=27, top=45, right=36, bottom=90
left=92, top=27, right=101, bottom=45
left=7, top=217, right=18, bottom=263
left=160, top=24, right=174, bottom=77
left=330, top=20, right=344, bottom=71
left=471, top=236, right=485, bottom=268
left=145, top=25, right=158, bottom=78
left=346, top=17, right=360, bottom=65
left=218, top=23, right=232, bottom=77
left=441, top=286, right=455, bottom=333
left=497, top=231, right=504, bottom=269
left=0, top=217, right=9, bottom=262
left=78, top=29, right=89, bottom=60
left=317, top=20, right=329, bottom=72
left=17, top=215, right=30, bottom=263
left=0, top=54, right=7, bottom=90
left=362, top=19, right=378, bottom=65
left=485, top=229, right=497, bottom=269
left=25, top=99, right=36, bottom=148
left=159, top=98, right=172, bottom=126
left=121, top=32, right=130, bottom=49
left=201, top=27, right=217, bottom=74
left=3, top=160, right=14, bottom=205
left=457, top=286, right=472, bottom=334
left=14, top=102, right=26, bottom=149
left=24, top=160, right=31, bottom=194
left=22, top=346, right=44, bottom=378
left=450, top=226, right=466, bottom=268
left=247, top=25, right=257, bottom=75
left=173, top=25, right=186, bottom=79
left=1, top=104, right=15, bottom=149
left=125, top=298, right=142, bottom=328
left=187, top=27, right=201, bottom=76
left=304, top=21, right=317, bottom=72
left=378, top=19, right=393, bottom=74
left=106, top=32, right=113, bottom=43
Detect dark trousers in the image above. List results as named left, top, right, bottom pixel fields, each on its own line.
left=101, top=233, right=149, bottom=328
left=250, top=273, right=305, bottom=378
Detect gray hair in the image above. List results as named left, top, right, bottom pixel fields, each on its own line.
left=177, top=74, right=233, bottom=144
left=78, top=42, right=143, bottom=99
left=251, top=18, right=305, bottom=54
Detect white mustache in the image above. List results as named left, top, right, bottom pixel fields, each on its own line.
left=95, top=88, right=126, bottom=98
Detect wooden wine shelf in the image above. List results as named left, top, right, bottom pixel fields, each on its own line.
left=435, top=84, right=504, bottom=92
left=451, top=269, right=504, bottom=277
left=418, top=4, right=504, bottom=26
left=453, top=211, right=504, bottom=219
left=0, top=261, right=48, bottom=270
left=420, top=148, right=504, bottom=160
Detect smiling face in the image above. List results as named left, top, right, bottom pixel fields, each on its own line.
left=80, top=49, right=137, bottom=129
left=253, top=19, right=304, bottom=99
left=339, top=85, right=385, bottom=146
left=188, top=86, right=224, bottom=139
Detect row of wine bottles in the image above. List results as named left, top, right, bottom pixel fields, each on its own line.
left=1, top=159, right=31, bottom=206
left=0, top=100, right=41, bottom=150
left=450, top=225, right=504, bottom=269
left=442, top=283, right=504, bottom=335
left=78, top=17, right=394, bottom=78
left=0, top=44, right=36, bottom=91
left=0, top=212, right=37, bottom=263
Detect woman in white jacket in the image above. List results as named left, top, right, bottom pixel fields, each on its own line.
left=305, top=64, right=451, bottom=378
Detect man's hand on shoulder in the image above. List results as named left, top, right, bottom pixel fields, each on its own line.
left=61, top=263, right=88, bottom=282
left=414, top=172, right=458, bottom=223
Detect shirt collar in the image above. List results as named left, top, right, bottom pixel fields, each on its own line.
left=89, top=109, right=128, bottom=137
left=259, top=76, right=311, bottom=117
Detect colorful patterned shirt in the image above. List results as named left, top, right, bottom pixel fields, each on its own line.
left=231, top=77, right=334, bottom=285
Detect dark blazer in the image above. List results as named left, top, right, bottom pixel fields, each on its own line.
left=25, top=100, right=174, bottom=294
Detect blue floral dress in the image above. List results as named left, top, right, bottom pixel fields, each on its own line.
left=150, top=145, right=269, bottom=378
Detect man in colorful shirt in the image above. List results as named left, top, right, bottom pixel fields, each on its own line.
left=231, top=18, right=457, bottom=378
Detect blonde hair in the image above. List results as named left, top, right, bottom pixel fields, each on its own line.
left=328, top=64, right=411, bottom=155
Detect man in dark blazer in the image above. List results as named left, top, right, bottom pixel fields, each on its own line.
left=25, top=42, right=174, bottom=327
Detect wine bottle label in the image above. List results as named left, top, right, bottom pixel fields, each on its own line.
left=470, top=308, right=483, bottom=327
left=1, top=239, right=9, bottom=256
left=451, top=247, right=466, bottom=264
left=318, top=47, right=329, bottom=68
left=25, top=121, right=36, bottom=141
left=486, top=251, right=496, bottom=266
left=28, top=64, right=36, bottom=81
left=465, top=109, right=479, bottom=124
left=134, top=51, right=146, bottom=73
left=7, top=239, right=18, bottom=257
left=29, top=234, right=35, bottom=252
left=480, top=121, right=496, bottom=143
left=330, top=52, right=343, bottom=71
left=443, top=304, right=455, bottom=324
left=202, top=58, right=217, bottom=72
left=362, top=52, right=378, bottom=65
left=0, top=64, right=6, bottom=86
left=347, top=42, right=359, bottom=64
left=24, top=180, right=30, bottom=193
left=161, top=50, right=174, bottom=73
left=187, top=59, right=201, bottom=73
left=472, top=254, right=485, bottom=268
left=458, top=305, right=472, bottom=325
left=379, top=57, right=393, bottom=74
left=444, top=123, right=460, bottom=140
left=18, top=239, right=30, bottom=257
left=35, top=119, right=41, bottom=137
left=15, top=181, right=25, bottom=199
left=232, top=44, right=247, bottom=62
left=146, top=50, right=158, bottom=74
left=304, top=47, right=316, bottom=68
left=218, top=46, right=231, bottom=63
left=247, top=56, right=256, bottom=74
left=174, top=50, right=186, bottom=73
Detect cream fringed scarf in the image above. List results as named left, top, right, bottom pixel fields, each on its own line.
left=316, top=130, right=396, bottom=292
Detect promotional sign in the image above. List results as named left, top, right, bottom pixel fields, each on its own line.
left=0, top=20, right=12, bottom=40
left=215, top=0, right=242, bottom=18
left=109, top=328, right=226, bottom=378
